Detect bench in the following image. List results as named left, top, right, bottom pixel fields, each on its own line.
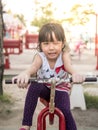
left=3, top=39, right=23, bottom=69
left=25, top=34, right=38, bottom=49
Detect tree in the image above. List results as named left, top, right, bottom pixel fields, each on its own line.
left=31, top=2, right=60, bottom=28
left=63, top=3, right=95, bottom=26
left=0, top=0, right=5, bottom=95
left=14, top=14, right=26, bottom=27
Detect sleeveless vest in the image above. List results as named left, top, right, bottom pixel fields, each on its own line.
left=37, top=52, right=71, bottom=92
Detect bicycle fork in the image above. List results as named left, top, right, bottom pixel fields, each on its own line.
left=37, top=79, right=66, bottom=130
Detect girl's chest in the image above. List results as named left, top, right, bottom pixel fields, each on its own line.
left=48, top=60, right=56, bottom=70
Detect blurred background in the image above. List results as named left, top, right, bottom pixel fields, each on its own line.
left=2, top=0, right=97, bottom=49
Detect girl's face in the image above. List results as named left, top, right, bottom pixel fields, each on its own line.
left=40, top=32, right=64, bottom=61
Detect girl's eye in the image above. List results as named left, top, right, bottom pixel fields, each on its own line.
left=42, top=42, right=49, bottom=45
left=54, top=41, right=62, bottom=45
left=42, top=41, right=62, bottom=45
left=55, top=41, right=60, bottom=44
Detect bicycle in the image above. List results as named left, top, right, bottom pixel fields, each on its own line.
left=5, top=76, right=97, bottom=130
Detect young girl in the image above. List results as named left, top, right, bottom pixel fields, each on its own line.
left=12, top=23, right=85, bottom=130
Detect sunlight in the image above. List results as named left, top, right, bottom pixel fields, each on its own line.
left=3, top=0, right=35, bottom=21
left=2, top=0, right=98, bottom=40
left=2, top=0, right=97, bottom=21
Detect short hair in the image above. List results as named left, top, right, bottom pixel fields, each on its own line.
left=38, top=23, right=70, bottom=52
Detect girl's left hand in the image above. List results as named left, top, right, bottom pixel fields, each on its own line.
left=72, top=73, right=85, bottom=83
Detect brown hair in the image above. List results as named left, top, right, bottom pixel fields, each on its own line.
left=38, top=23, right=70, bottom=52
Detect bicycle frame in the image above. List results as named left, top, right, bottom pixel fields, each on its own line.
left=37, top=107, right=66, bottom=130
left=37, top=79, right=66, bottom=130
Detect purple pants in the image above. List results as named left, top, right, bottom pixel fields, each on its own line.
left=22, top=82, right=77, bottom=130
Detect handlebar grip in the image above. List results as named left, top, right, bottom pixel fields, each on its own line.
left=84, top=77, right=97, bottom=82
left=5, top=77, right=37, bottom=84
left=70, top=77, right=97, bottom=82
left=5, top=79, right=16, bottom=84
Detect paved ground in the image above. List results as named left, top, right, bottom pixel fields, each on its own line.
left=1, top=48, right=98, bottom=130
left=4, top=48, right=98, bottom=76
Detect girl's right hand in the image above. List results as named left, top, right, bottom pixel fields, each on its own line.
left=12, top=72, right=30, bottom=88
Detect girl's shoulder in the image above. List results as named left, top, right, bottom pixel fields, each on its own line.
left=62, top=50, right=70, bottom=56
left=38, top=52, right=44, bottom=56
left=37, top=52, right=46, bottom=60
left=62, top=51, right=71, bottom=62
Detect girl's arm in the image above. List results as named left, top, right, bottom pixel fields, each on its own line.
left=62, top=51, right=85, bottom=83
left=25, top=53, right=42, bottom=76
left=62, top=51, right=75, bottom=75
left=12, top=53, right=42, bottom=88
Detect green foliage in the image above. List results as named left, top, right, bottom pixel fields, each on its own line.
left=14, top=14, right=26, bottom=26
left=0, top=93, right=12, bottom=103
left=31, top=17, right=60, bottom=29
left=31, top=2, right=61, bottom=28
left=84, top=93, right=98, bottom=109
left=31, top=2, right=95, bottom=28
left=69, top=3, right=95, bottom=25
left=0, top=93, right=13, bottom=115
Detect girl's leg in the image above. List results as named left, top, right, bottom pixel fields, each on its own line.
left=40, top=86, right=50, bottom=102
left=55, top=91, right=77, bottom=130
left=22, top=82, right=50, bottom=126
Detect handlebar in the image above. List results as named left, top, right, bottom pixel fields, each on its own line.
left=5, top=77, right=97, bottom=84
left=5, top=76, right=97, bottom=114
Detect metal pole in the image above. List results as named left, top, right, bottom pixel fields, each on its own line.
left=95, top=13, right=98, bottom=70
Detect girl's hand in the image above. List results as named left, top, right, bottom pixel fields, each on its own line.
left=72, top=73, right=85, bottom=83
left=12, top=72, right=30, bottom=88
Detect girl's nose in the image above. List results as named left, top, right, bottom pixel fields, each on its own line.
left=49, top=42, right=54, bottom=49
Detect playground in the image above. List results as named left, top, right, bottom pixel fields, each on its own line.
left=0, top=48, right=98, bottom=130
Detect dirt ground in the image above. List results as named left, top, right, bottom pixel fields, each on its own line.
left=0, top=49, right=98, bottom=130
